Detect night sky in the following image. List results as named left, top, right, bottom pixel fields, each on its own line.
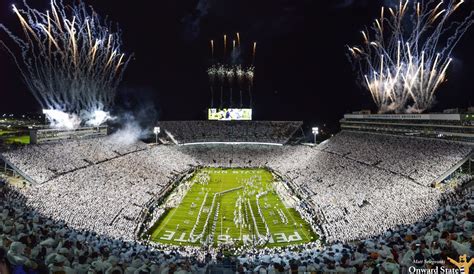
left=0, top=0, right=473, bottom=129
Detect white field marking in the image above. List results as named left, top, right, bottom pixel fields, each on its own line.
left=260, top=193, right=311, bottom=243
left=152, top=193, right=201, bottom=240
left=268, top=179, right=311, bottom=242
left=157, top=170, right=240, bottom=243
left=181, top=142, right=283, bottom=146
left=211, top=187, right=244, bottom=241
left=155, top=169, right=309, bottom=245
left=188, top=192, right=209, bottom=237
left=281, top=205, right=311, bottom=242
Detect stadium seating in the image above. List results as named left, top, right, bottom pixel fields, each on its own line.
left=157, top=121, right=303, bottom=144
left=1, top=131, right=471, bottom=243
left=1, top=137, right=148, bottom=183
left=1, top=182, right=472, bottom=273
left=319, top=131, right=471, bottom=186
left=0, top=130, right=472, bottom=273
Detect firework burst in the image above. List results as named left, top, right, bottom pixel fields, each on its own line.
left=207, top=65, right=217, bottom=107
left=348, top=0, right=473, bottom=113
left=207, top=33, right=256, bottom=108
left=0, top=0, right=131, bottom=127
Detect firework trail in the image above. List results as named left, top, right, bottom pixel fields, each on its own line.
left=348, top=0, right=473, bottom=113
left=0, top=0, right=131, bottom=128
left=210, top=39, right=214, bottom=59
left=236, top=65, right=245, bottom=107
left=207, top=33, right=256, bottom=109
left=252, top=42, right=257, bottom=65
left=217, top=65, right=226, bottom=108
left=207, top=65, right=217, bottom=107
left=226, top=66, right=235, bottom=106
left=246, top=66, right=255, bottom=107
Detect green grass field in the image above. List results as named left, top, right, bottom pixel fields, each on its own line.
left=4, top=135, right=30, bottom=144
left=148, top=168, right=317, bottom=248
left=0, top=130, right=30, bottom=144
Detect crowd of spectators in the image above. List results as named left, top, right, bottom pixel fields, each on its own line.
left=21, top=145, right=194, bottom=241
left=1, top=137, right=148, bottom=183
left=157, top=121, right=303, bottom=144
left=0, top=130, right=472, bottom=272
left=319, top=131, right=471, bottom=186
left=1, top=132, right=472, bottom=244
left=1, top=183, right=472, bottom=273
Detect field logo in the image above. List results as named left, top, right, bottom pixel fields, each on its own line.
left=448, top=255, right=473, bottom=274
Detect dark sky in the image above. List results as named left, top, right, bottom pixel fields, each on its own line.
left=0, top=0, right=473, bottom=128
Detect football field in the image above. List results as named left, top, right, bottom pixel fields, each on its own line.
left=148, top=168, right=317, bottom=248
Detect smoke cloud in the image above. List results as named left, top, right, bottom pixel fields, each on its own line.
left=109, top=86, right=160, bottom=145
left=43, top=109, right=81, bottom=130
left=43, top=109, right=114, bottom=129
left=182, top=0, right=211, bottom=40
left=108, top=117, right=148, bottom=145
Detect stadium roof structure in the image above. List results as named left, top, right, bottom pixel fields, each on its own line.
left=341, top=113, right=474, bottom=144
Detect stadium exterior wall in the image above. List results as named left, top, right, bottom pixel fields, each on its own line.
left=344, top=113, right=462, bottom=121
left=30, top=126, right=108, bottom=144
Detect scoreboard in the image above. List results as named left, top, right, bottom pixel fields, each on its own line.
left=208, top=108, right=252, bottom=121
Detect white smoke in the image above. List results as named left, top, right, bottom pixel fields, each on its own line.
left=43, top=108, right=114, bottom=129
left=108, top=119, right=149, bottom=146
left=107, top=86, right=158, bottom=145
left=43, top=109, right=81, bottom=130
left=44, top=107, right=149, bottom=145
left=182, top=0, right=210, bottom=40
left=83, top=109, right=115, bottom=127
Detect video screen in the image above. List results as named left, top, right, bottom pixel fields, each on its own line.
left=208, top=108, right=252, bottom=121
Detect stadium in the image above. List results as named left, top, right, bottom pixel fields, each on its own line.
left=0, top=0, right=473, bottom=273
left=1, top=115, right=473, bottom=272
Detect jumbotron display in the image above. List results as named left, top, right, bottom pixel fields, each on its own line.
left=208, top=108, right=252, bottom=120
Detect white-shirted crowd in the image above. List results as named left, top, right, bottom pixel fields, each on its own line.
left=1, top=182, right=472, bottom=273
left=157, top=121, right=303, bottom=144
left=0, top=130, right=472, bottom=273
left=1, top=137, right=148, bottom=183
left=20, top=146, right=195, bottom=241
left=319, top=131, right=471, bottom=186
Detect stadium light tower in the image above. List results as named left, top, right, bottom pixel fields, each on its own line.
left=153, top=127, right=160, bottom=144
left=312, top=127, right=319, bottom=145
